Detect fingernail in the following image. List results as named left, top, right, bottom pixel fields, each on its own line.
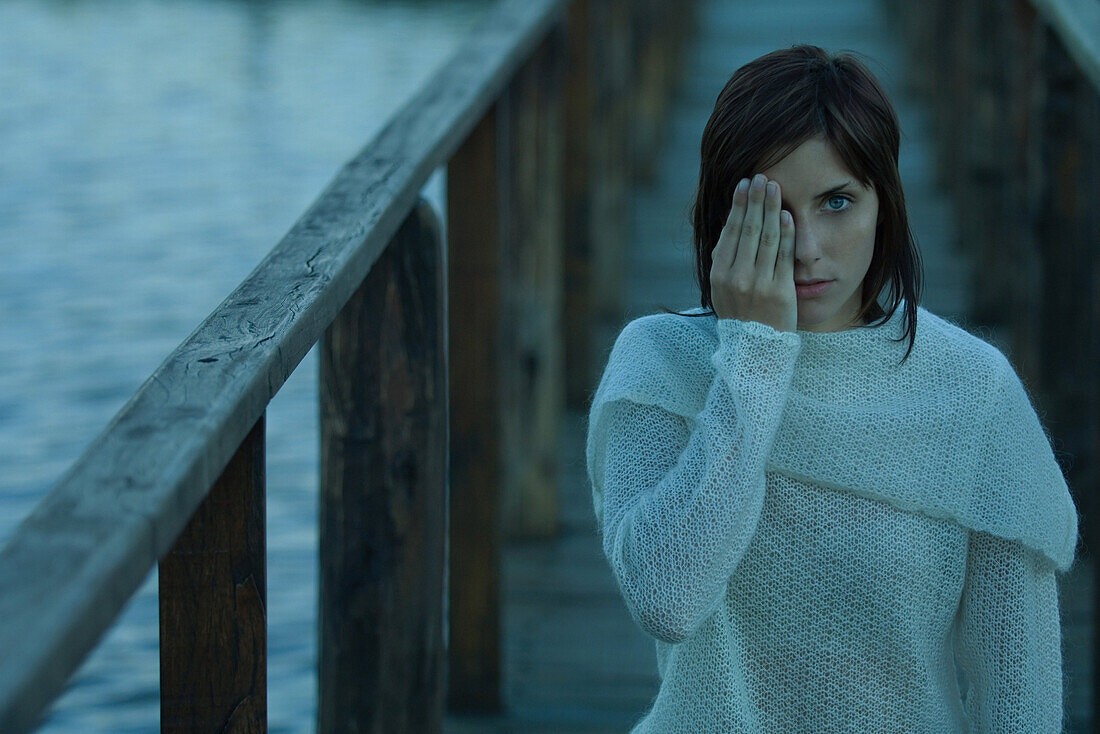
left=751, top=174, right=765, bottom=189
left=736, top=178, right=749, bottom=193
left=766, top=181, right=777, bottom=196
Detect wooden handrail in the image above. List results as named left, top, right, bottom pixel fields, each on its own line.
left=0, top=0, right=566, bottom=729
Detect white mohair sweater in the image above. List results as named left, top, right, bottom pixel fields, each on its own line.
left=585, top=301, right=1079, bottom=733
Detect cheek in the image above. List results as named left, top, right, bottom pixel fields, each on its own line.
left=847, top=213, right=878, bottom=254
left=852, top=219, right=878, bottom=273
left=830, top=217, right=877, bottom=272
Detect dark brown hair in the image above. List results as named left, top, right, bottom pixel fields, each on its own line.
left=661, top=44, right=923, bottom=363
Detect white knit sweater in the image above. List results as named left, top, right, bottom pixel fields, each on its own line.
left=585, top=302, right=1079, bottom=733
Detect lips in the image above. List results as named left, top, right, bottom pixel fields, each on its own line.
left=794, top=279, right=834, bottom=299
left=795, top=279, right=831, bottom=286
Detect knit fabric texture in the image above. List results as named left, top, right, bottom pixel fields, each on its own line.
left=585, top=302, right=1079, bottom=733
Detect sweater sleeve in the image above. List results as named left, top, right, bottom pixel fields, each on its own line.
left=592, top=318, right=801, bottom=643
left=954, top=530, right=1065, bottom=733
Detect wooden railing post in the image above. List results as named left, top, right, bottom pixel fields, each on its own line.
left=1037, top=22, right=1098, bottom=547
left=447, top=104, right=503, bottom=714
left=631, top=0, right=663, bottom=183
left=499, top=30, right=566, bottom=540
left=159, top=414, right=267, bottom=733
left=316, top=198, right=447, bottom=733
left=1031, top=16, right=1100, bottom=726
left=564, top=0, right=596, bottom=409
left=589, top=0, right=634, bottom=320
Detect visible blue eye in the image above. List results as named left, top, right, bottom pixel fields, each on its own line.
left=825, top=195, right=852, bottom=213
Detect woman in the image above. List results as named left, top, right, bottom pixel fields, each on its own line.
left=585, top=45, right=1079, bottom=732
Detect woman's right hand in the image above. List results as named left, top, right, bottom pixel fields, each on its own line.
left=710, top=173, right=797, bottom=333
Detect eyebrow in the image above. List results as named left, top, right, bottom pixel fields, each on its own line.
left=815, top=180, right=857, bottom=198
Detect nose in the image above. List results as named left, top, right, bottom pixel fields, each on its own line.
left=793, top=220, right=822, bottom=263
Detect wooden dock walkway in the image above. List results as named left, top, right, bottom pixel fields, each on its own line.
left=447, top=0, right=1094, bottom=731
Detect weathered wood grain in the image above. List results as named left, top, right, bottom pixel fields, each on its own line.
left=499, top=31, right=566, bottom=540
left=0, top=0, right=566, bottom=730
left=562, top=0, right=596, bottom=409
left=317, top=198, right=447, bottom=734
left=588, top=0, right=633, bottom=320
left=158, top=415, right=266, bottom=734
left=447, top=105, right=504, bottom=714
left=631, top=0, right=667, bottom=184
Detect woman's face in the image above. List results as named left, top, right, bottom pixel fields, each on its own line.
left=759, top=135, right=879, bottom=332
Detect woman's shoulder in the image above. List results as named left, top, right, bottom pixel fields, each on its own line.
left=914, top=305, right=1009, bottom=374
left=611, top=308, right=718, bottom=362
left=600, top=308, right=717, bottom=394
left=618, top=307, right=715, bottom=335
left=591, top=309, right=717, bottom=421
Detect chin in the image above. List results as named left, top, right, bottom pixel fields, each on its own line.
left=796, top=302, right=844, bottom=332
left=796, top=301, right=830, bottom=321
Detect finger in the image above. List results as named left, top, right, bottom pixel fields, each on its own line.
left=756, top=180, right=782, bottom=279
left=773, top=208, right=796, bottom=281
left=732, top=173, right=766, bottom=273
left=713, top=178, right=749, bottom=271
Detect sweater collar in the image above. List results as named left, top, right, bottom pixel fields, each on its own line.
left=687, top=300, right=912, bottom=373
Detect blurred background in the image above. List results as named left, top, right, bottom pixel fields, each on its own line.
left=1, top=0, right=1096, bottom=732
